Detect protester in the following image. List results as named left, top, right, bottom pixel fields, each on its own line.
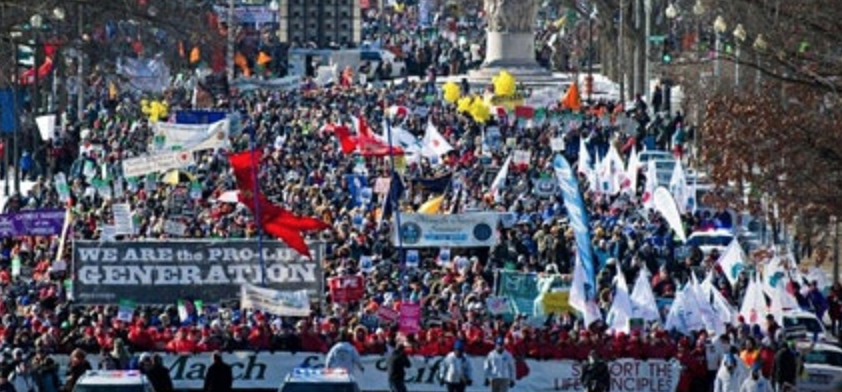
left=770, top=341, right=798, bottom=392
left=325, top=331, right=365, bottom=374
left=61, top=349, right=91, bottom=392
left=483, top=337, right=515, bottom=392
left=386, top=342, right=411, bottom=392
left=147, top=354, right=174, bottom=392
left=739, top=366, right=772, bottom=392
left=439, top=341, right=473, bottom=392
left=203, top=352, right=232, bottom=392
left=713, top=354, right=747, bottom=392
left=580, top=350, right=610, bottom=392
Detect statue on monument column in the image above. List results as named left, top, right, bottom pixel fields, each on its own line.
left=484, top=0, right=540, bottom=33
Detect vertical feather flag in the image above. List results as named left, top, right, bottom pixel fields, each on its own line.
left=630, top=267, right=661, bottom=323
left=378, top=170, right=405, bottom=229
left=577, top=136, right=591, bottom=176
left=228, top=151, right=329, bottom=257
left=641, top=160, right=657, bottom=209
left=489, top=154, right=512, bottom=203
left=669, top=159, right=690, bottom=214
left=606, top=265, right=633, bottom=334
left=717, top=239, right=747, bottom=287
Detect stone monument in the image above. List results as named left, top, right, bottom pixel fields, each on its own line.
left=464, top=0, right=564, bottom=87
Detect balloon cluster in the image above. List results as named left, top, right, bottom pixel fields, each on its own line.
left=442, top=81, right=461, bottom=103
left=141, top=99, right=169, bottom=123
left=492, top=70, right=516, bottom=97
left=456, top=95, right=491, bottom=124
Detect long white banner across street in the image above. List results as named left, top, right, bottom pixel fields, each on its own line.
left=53, top=352, right=681, bottom=391
left=393, top=213, right=501, bottom=248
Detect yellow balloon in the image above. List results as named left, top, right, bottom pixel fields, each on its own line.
left=443, top=82, right=461, bottom=103
left=469, top=98, right=491, bottom=123
left=493, top=70, right=516, bottom=97
left=457, top=96, right=473, bottom=113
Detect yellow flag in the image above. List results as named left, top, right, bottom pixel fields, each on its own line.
left=417, top=195, right=445, bottom=214
left=256, top=51, right=272, bottom=66
left=108, top=82, right=118, bottom=100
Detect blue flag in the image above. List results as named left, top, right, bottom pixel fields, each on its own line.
left=553, top=154, right=596, bottom=300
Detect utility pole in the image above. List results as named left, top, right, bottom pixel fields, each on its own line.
left=226, top=0, right=235, bottom=87
left=643, top=0, right=652, bottom=104
left=618, top=0, right=625, bottom=102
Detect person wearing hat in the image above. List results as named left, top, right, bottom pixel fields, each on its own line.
left=739, top=363, right=772, bottom=392
left=580, top=350, right=610, bottom=392
left=439, top=340, right=473, bottom=392
left=483, top=337, right=515, bottom=392
left=387, top=342, right=411, bottom=392
left=714, top=353, right=748, bottom=392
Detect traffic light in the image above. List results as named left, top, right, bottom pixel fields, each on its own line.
left=661, top=45, right=673, bottom=64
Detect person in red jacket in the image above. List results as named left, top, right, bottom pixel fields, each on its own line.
left=626, top=331, right=645, bottom=359
left=166, top=328, right=198, bottom=353
left=757, top=338, right=776, bottom=378
left=248, top=325, right=271, bottom=351
left=127, top=321, right=154, bottom=351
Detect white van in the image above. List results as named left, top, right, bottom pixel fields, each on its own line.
left=72, top=370, right=156, bottom=392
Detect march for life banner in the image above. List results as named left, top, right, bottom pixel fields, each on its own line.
left=122, top=150, right=196, bottom=178
left=393, top=212, right=500, bottom=248
left=151, top=119, right=230, bottom=152
left=52, top=352, right=682, bottom=392
left=240, top=284, right=310, bottom=317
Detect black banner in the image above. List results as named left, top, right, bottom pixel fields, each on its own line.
left=72, top=240, right=324, bottom=305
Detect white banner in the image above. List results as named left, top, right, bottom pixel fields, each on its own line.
left=231, top=76, right=301, bottom=92
left=35, top=114, right=56, bottom=141
left=122, top=150, right=195, bottom=178
left=116, top=54, right=171, bottom=93
left=152, top=119, right=230, bottom=152
left=51, top=353, right=681, bottom=391
left=240, top=283, right=311, bottom=317
left=393, top=213, right=500, bottom=248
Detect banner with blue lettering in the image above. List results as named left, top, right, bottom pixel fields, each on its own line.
left=553, top=154, right=596, bottom=299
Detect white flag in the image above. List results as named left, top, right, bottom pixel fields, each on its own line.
left=606, top=266, right=633, bottom=334
left=717, top=240, right=747, bottom=286
left=625, top=145, right=640, bottom=197
left=665, top=283, right=705, bottom=335
left=577, top=137, right=591, bottom=176
left=641, top=160, right=657, bottom=209
left=422, top=121, right=453, bottom=157
left=630, top=267, right=661, bottom=323
left=489, top=155, right=512, bottom=203
left=36, top=114, right=57, bottom=141
left=568, top=255, right=588, bottom=314
left=669, top=160, right=690, bottom=214
left=691, top=272, right=725, bottom=336
left=739, top=275, right=769, bottom=326
left=701, top=272, right=737, bottom=326
left=653, top=187, right=687, bottom=243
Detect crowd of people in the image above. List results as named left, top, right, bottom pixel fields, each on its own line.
left=0, top=3, right=833, bottom=392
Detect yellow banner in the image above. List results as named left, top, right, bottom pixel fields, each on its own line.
left=542, top=291, right=572, bottom=314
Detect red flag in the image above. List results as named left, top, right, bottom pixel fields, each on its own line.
left=324, top=124, right=357, bottom=154
left=228, top=151, right=328, bottom=256
left=356, top=132, right=405, bottom=157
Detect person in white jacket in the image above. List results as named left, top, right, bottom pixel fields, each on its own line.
left=325, top=332, right=365, bottom=374
left=739, top=366, right=772, bottom=392
left=439, top=340, right=473, bottom=392
left=484, top=337, right=516, bottom=392
left=714, top=353, right=747, bottom=392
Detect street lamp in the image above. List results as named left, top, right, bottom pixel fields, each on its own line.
left=713, top=16, right=727, bottom=84
left=692, top=0, right=705, bottom=16
left=733, top=24, right=746, bottom=89
left=665, top=3, right=679, bottom=20
left=753, top=34, right=767, bottom=93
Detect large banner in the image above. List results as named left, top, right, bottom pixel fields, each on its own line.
left=0, top=208, right=65, bottom=236
left=151, top=119, right=230, bottom=152
left=122, top=150, right=195, bottom=178
left=52, top=353, right=681, bottom=391
left=73, top=240, right=324, bottom=304
left=240, top=284, right=310, bottom=317
left=393, top=213, right=499, bottom=248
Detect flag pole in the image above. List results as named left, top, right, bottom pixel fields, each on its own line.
left=384, top=117, right=407, bottom=300
left=250, top=124, right=267, bottom=287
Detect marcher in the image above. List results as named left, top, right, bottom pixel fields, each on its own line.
left=10, top=359, right=36, bottom=392
left=439, top=341, right=473, bottom=392
left=771, top=341, right=798, bottom=392
left=203, top=352, right=233, bottom=392
left=30, top=347, right=59, bottom=392
left=387, top=342, right=411, bottom=392
left=580, top=350, right=610, bottom=392
left=714, top=354, right=747, bottom=392
left=325, top=331, right=365, bottom=374
left=141, top=354, right=174, bottom=392
left=483, top=337, right=515, bottom=392
left=61, top=349, right=91, bottom=392
left=739, top=366, right=772, bottom=392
